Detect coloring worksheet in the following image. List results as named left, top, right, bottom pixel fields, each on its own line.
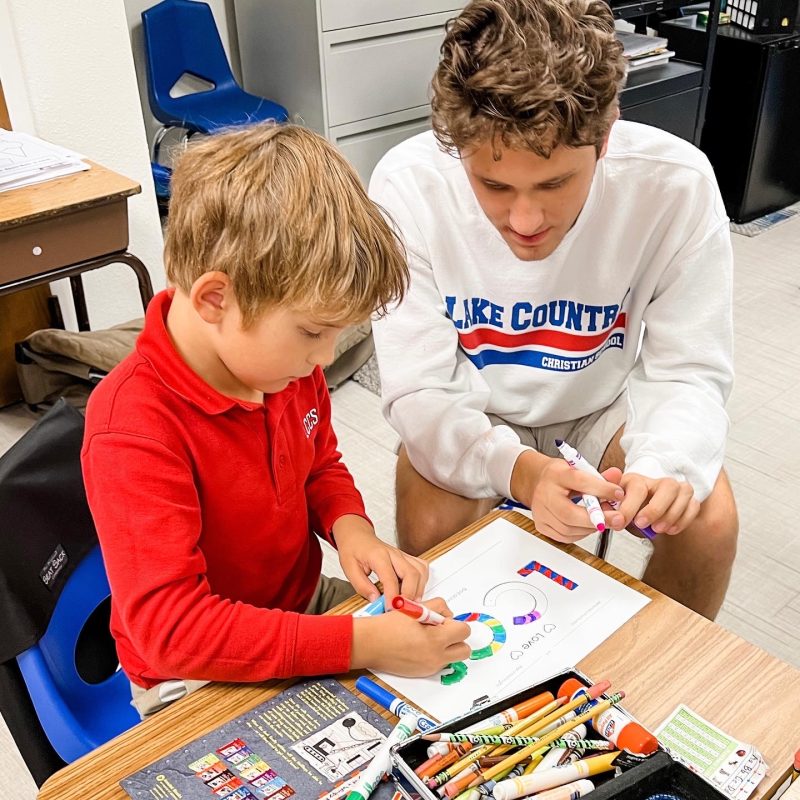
left=373, top=517, right=650, bottom=722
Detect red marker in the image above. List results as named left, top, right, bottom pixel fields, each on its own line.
left=392, top=595, right=446, bottom=625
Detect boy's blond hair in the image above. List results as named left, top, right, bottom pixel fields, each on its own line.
left=431, top=0, right=626, bottom=158
left=165, top=124, right=408, bottom=326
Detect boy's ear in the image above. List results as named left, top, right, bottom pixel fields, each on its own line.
left=190, top=271, right=233, bottom=324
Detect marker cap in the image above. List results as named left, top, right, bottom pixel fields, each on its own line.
left=558, top=678, right=588, bottom=699
left=615, top=723, right=658, bottom=756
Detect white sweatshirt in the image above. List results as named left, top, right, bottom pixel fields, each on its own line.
left=369, top=121, right=733, bottom=502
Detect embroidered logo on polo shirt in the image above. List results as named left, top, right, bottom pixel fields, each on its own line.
left=303, top=408, right=319, bottom=438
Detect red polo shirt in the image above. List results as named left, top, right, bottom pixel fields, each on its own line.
left=82, top=290, right=364, bottom=687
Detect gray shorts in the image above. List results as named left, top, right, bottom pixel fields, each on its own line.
left=129, top=575, right=354, bottom=718
left=489, top=390, right=628, bottom=472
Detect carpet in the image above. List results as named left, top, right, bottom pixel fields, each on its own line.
left=352, top=352, right=382, bottom=396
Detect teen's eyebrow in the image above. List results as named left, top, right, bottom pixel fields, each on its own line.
left=476, top=170, right=578, bottom=188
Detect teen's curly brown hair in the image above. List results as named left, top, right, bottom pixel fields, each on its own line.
left=431, top=0, right=626, bottom=158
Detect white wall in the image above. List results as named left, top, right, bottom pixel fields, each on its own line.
left=2, top=0, right=165, bottom=330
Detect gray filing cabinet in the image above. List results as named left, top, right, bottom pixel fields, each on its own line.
left=234, top=0, right=465, bottom=182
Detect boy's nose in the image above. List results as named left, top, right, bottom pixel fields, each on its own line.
left=311, top=339, right=338, bottom=368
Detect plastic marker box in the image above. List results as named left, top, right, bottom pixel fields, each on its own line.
left=386, top=669, right=729, bottom=800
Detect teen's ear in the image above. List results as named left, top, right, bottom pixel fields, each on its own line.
left=189, top=271, right=232, bottom=324
left=598, top=106, right=621, bottom=160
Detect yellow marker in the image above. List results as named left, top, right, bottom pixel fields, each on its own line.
left=493, top=756, right=618, bottom=800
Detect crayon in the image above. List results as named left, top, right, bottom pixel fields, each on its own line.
left=519, top=779, right=595, bottom=800
left=791, top=748, right=800, bottom=783
left=430, top=697, right=571, bottom=788
left=492, top=754, right=619, bottom=800
left=452, top=693, right=625, bottom=795
left=391, top=595, right=446, bottom=624
left=460, top=692, right=557, bottom=733
left=424, top=732, right=581, bottom=748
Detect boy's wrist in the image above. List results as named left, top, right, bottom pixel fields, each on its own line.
left=331, top=513, right=376, bottom=549
left=350, top=616, right=381, bottom=670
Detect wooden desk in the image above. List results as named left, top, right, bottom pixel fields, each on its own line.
left=38, top=510, right=800, bottom=800
left=0, top=160, right=154, bottom=330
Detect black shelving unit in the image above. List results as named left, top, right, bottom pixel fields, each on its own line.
left=612, top=0, right=721, bottom=145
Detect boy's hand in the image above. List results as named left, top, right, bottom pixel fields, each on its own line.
left=332, top=514, right=428, bottom=608
left=351, top=601, right=471, bottom=677
left=511, top=451, right=624, bottom=543
left=617, top=473, right=699, bottom=535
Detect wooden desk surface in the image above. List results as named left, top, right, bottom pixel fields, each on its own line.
left=38, top=510, right=800, bottom=800
left=0, top=161, right=140, bottom=230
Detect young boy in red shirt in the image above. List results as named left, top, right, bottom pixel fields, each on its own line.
left=82, top=124, right=470, bottom=717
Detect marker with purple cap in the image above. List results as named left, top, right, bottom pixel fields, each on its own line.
left=554, top=439, right=657, bottom=540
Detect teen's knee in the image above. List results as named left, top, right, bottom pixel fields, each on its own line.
left=395, top=447, right=491, bottom=555
left=698, top=480, right=739, bottom=565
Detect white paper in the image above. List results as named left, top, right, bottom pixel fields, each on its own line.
left=372, top=518, right=650, bottom=722
left=0, top=129, right=89, bottom=192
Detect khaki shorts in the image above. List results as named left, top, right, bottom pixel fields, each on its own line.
left=130, top=574, right=354, bottom=718
left=490, top=390, right=628, bottom=478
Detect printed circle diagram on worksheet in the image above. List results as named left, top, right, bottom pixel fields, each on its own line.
left=439, top=576, right=552, bottom=687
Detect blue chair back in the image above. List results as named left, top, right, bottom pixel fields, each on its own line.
left=16, top=545, right=139, bottom=763
left=142, top=0, right=288, bottom=132
left=142, top=0, right=234, bottom=125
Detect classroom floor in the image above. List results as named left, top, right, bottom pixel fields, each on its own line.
left=1, top=212, right=799, bottom=798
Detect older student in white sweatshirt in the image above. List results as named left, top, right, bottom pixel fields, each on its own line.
left=370, top=0, right=737, bottom=620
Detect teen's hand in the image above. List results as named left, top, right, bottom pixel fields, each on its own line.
left=511, top=451, right=625, bottom=543
left=351, top=604, right=471, bottom=677
left=617, top=473, right=699, bottom=535
left=332, top=514, right=428, bottom=608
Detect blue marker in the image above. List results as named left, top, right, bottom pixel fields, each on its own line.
left=356, top=595, right=386, bottom=617
left=355, top=676, right=438, bottom=732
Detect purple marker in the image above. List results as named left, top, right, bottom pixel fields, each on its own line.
left=554, top=439, right=657, bottom=540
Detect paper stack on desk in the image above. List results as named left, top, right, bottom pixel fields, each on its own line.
left=616, top=30, right=676, bottom=72
left=0, top=129, right=89, bottom=193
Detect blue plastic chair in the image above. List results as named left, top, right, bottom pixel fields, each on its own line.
left=16, top=545, right=140, bottom=763
left=141, top=0, right=289, bottom=160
